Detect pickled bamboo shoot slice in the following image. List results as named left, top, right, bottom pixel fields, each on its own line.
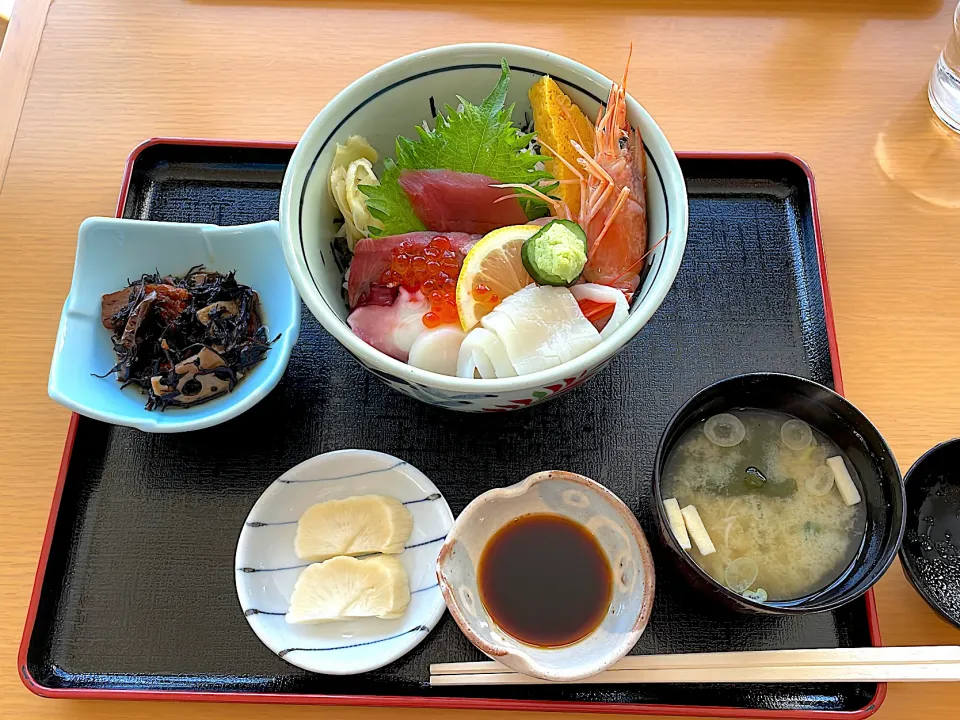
left=663, top=497, right=691, bottom=550
left=826, top=456, right=862, bottom=506
left=681, top=504, right=716, bottom=556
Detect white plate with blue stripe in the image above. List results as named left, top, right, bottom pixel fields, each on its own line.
left=235, top=449, right=453, bottom=675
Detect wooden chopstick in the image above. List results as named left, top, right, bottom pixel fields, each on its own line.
left=429, top=646, right=960, bottom=686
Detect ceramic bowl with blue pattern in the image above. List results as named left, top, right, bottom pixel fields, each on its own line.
left=48, top=217, right=301, bottom=432
left=279, top=44, right=688, bottom=412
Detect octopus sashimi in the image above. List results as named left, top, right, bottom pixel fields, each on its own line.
left=398, top=169, right=529, bottom=235
left=348, top=231, right=477, bottom=309
left=347, top=288, right=430, bottom=362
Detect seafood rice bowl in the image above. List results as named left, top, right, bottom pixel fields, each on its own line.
left=279, top=44, right=688, bottom=411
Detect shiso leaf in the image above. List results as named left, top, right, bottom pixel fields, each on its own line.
left=360, top=59, right=554, bottom=236
left=360, top=157, right=426, bottom=236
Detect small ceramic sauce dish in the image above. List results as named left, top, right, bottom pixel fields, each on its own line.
left=436, top=470, right=655, bottom=682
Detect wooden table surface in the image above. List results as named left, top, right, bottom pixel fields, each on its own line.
left=2, top=0, right=960, bottom=718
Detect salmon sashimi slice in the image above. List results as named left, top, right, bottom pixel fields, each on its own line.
left=398, top=169, right=529, bottom=234
left=347, top=231, right=478, bottom=309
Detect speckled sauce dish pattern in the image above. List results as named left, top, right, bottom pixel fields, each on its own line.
left=436, top=470, right=656, bottom=681
left=899, top=438, right=960, bottom=628
left=236, top=450, right=454, bottom=675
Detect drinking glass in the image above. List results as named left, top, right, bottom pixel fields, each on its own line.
left=930, top=1, right=960, bottom=132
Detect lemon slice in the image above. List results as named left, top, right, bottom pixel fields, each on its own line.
left=456, top=224, right=539, bottom=331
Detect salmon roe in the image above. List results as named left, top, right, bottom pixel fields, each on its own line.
left=471, top=283, right=500, bottom=307
left=379, top=236, right=461, bottom=327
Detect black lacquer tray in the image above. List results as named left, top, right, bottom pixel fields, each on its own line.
left=19, top=140, right=884, bottom=718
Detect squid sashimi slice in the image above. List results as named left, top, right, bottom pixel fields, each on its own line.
left=347, top=288, right=429, bottom=361
left=408, top=325, right=466, bottom=376
left=480, top=285, right=602, bottom=376
left=570, top=283, right=630, bottom=339
left=348, top=231, right=477, bottom=309
left=456, top=327, right=517, bottom=379
left=398, top=169, right=529, bottom=235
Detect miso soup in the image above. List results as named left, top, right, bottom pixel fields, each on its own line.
left=661, top=409, right=866, bottom=602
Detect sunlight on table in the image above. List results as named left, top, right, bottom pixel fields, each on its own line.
left=0, top=1, right=12, bottom=48
left=875, top=88, right=960, bottom=209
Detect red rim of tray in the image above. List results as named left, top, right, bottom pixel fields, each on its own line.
left=19, top=139, right=884, bottom=719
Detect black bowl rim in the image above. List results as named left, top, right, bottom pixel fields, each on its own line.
left=653, top=371, right=906, bottom=614
left=897, top=436, right=960, bottom=630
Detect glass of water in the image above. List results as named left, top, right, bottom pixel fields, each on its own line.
left=930, top=1, right=960, bottom=132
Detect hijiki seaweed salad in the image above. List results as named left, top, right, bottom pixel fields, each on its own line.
left=329, top=53, right=658, bottom=378
left=99, top=268, right=273, bottom=409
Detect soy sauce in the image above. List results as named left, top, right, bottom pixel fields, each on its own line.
left=477, top=513, right=612, bottom=647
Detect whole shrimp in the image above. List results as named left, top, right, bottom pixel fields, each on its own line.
left=577, top=49, right=647, bottom=292
left=495, top=48, right=649, bottom=293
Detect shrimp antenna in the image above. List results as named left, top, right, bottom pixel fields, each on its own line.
left=620, top=42, right=634, bottom=91
left=557, top=102, right=587, bottom=150
left=570, top=140, right=616, bottom=187
left=610, top=232, right=670, bottom=286
left=536, top=136, right=584, bottom=180
left=490, top=183, right=570, bottom=219
left=589, top=186, right=631, bottom=260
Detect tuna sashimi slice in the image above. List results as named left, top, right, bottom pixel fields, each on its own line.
left=347, top=231, right=476, bottom=309
left=398, top=169, right=529, bottom=235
